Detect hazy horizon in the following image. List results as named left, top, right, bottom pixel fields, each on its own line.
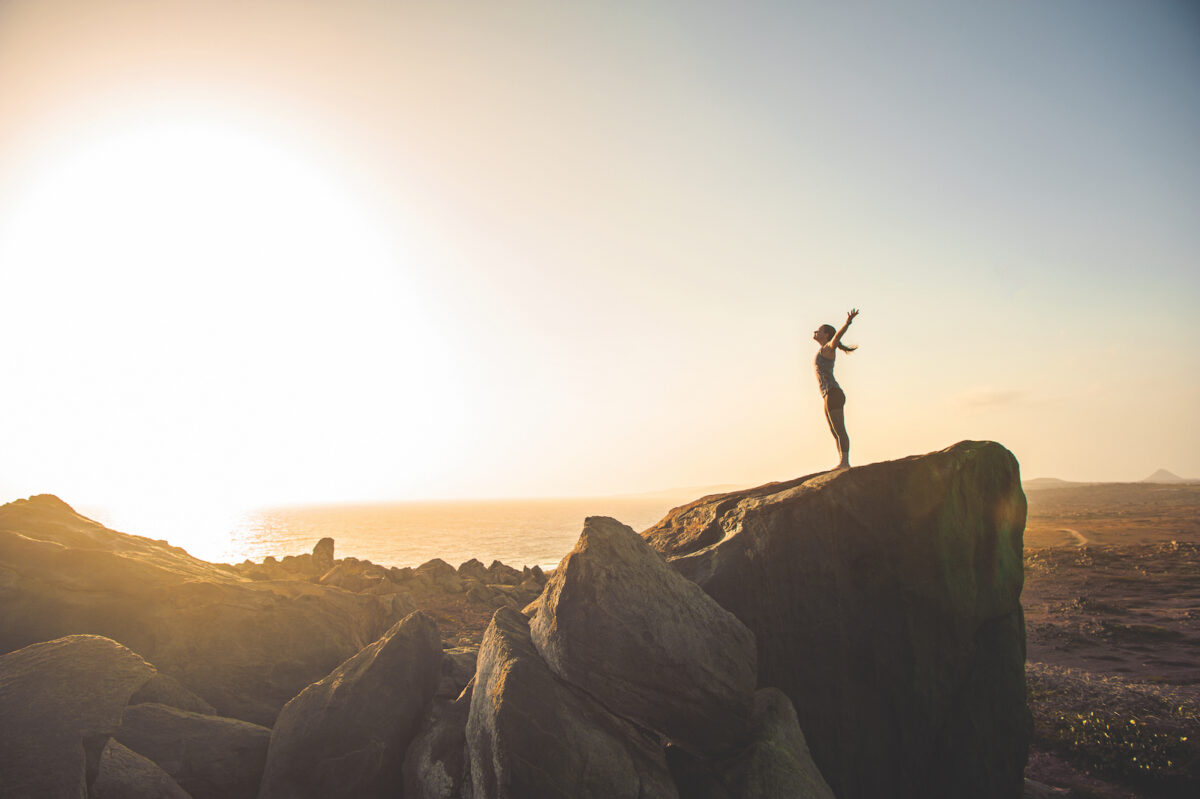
left=2, top=1, right=1198, bottom=552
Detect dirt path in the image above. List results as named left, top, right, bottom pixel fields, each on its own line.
left=1057, top=528, right=1088, bottom=546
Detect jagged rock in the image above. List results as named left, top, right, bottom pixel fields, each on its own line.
left=666, top=688, right=834, bottom=799
left=458, top=558, right=489, bottom=582
left=416, top=558, right=464, bottom=594
left=467, top=607, right=678, bottom=799
left=643, top=441, right=1030, bottom=799
left=0, top=634, right=156, bottom=798
left=521, top=565, right=545, bottom=583
left=0, top=496, right=395, bottom=726
left=486, top=560, right=522, bottom=585
left=531, top=516, right=756, bottom=754
left=91, top=738, right=191, bottom=799
left=403, top=685, right=472, bottom=799
left=114, top=703, right=270, bottom=799
left=312, top=538, right=335, bottom=573
left=258, top=611, right=444, bottom=799
left=131, top=672, right=218, bottom=715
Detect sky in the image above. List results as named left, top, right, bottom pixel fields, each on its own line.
left=1, top=0, right=1198, bottom=542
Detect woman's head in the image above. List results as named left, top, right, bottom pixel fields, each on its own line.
left=813, top=323, right=857, bottom=352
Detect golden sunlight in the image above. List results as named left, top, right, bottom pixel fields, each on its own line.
left=0, top=108, right=464, bottom=552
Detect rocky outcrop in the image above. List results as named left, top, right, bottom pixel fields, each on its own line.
left=531, top=516, right=757, bottom=753
left=0, top=495, right=401, bottom=725
left=0, top=634, right=157, bottom=798
left=258, top=611, right=444, bottom=799
left=467, top=606, right=679, bottom=799
left=643, top=441, right=1031, bottom=799
left=114, top=702, right=270, bottom=799
left=91, top=739, right=192, bottom=799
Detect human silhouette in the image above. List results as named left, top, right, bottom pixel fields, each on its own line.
left=812, top=308, right=859, bottom=469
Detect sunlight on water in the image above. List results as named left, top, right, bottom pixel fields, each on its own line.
left=218, top=497, right=687, bottom=569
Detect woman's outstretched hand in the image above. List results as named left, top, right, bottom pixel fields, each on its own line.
left=847, top=308, right=859, bottom=323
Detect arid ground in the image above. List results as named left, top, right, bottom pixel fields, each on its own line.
left=1022, top=482, right=1200, bottom=798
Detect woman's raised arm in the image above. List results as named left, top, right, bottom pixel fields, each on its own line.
left=829, top=308, right=859, bottom=349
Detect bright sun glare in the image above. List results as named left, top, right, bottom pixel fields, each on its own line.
left=0, top=110, right=460, bottom=560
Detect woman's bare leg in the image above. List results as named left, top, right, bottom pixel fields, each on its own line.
left=828, top=405, right=850, bottom=467
left=824, top=389, right=850, bottom=468
left=824, top=404, right=841, bottom=463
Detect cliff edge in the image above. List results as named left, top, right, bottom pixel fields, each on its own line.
left=643, top=440, right=1031, bottom=799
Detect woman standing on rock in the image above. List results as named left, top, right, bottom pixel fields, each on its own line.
left=813, top=308, right=858, bottom=469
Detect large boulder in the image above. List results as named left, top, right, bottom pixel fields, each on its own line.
left=114, top=702, right=270, bottom=799
left=91, top=739, right=191, bottom=799
left=0, top=634, right=156, bottom=798
left=0, top=495, right=398, bottom=725
left=258, top=611, right=444, bottom=799
left=530, top=516, right=757, bottom=753
left=467, top=607, right=678, bottom=799
left=643, top=441, right=1031, bottom=799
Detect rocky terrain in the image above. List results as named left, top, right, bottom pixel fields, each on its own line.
left=0, top=441, right=1031, bottom=798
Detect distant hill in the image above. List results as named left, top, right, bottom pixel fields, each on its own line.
left=1142, top=469, right=1196, bottom=484
left=1022, top=478, right=1091, bottom=491
left=1025, top=472, right=1200, bottom=490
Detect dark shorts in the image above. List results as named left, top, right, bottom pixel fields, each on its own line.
left=824, top=386, right=846, bottom=410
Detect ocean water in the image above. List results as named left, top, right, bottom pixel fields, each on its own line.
left=218, top=496, right=692, bottom=571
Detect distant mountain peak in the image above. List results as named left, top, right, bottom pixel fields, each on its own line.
left=1142, top=469, right=1187, bottom=484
